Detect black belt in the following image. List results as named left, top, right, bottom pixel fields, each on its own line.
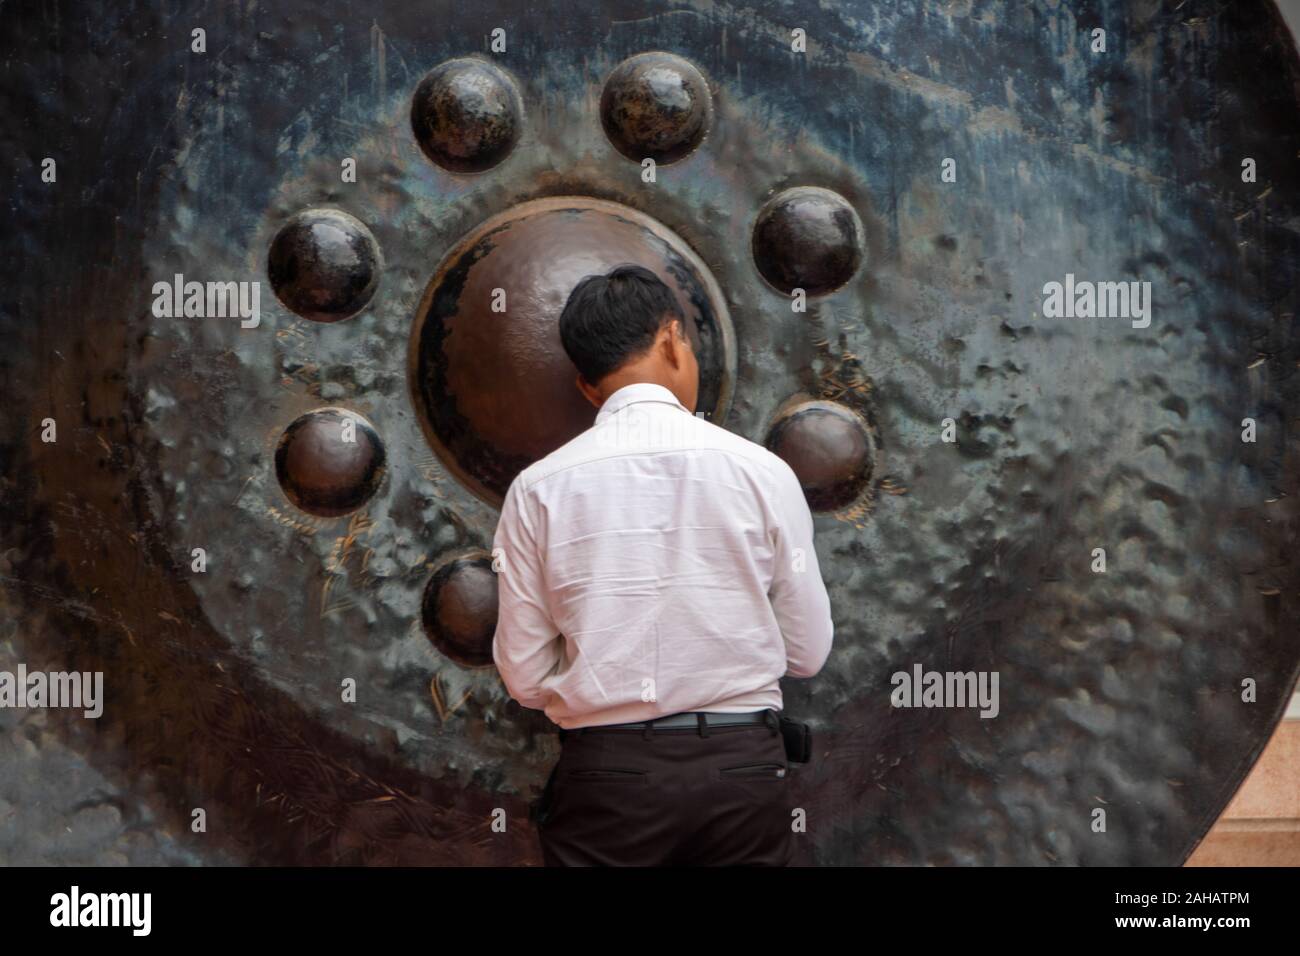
left=560, top=709, right=779, bottom=738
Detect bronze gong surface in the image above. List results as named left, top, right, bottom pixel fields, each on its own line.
left=2, top=0, right=1299, bottom=867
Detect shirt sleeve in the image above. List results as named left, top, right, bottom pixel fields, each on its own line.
left=490, top=478, right=562, bottom=710
left=766, top=459, right=835, bottom=678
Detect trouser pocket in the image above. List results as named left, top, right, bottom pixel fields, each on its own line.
left=719, top=761, right=787, bottom=779
left=566, top=768, right=648, bottom=781
left=530, top=763, right=560, bottom=826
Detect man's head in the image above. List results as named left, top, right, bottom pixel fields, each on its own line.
left=558, top=264, right=699, bottom=413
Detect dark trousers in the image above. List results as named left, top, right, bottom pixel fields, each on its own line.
left=534, top=712, right=794, bottom=866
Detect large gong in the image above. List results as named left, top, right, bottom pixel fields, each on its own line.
left=2, top=0, right=1299, bottom=866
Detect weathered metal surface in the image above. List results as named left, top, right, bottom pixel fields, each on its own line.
left=2, top=0, right=1300, bottom=866
left=268, top=208, right=384, bottom=323
left=275, top=408, right=387, bottom=517
left=409, top=195, right=735, bottom=505
left=600, top=51, right=714, bottom=164
left=752, top=186, right=866, bottom=296
left=410, top=58, right=525, bottom=174
left=766, top=400, right=875, bottom=512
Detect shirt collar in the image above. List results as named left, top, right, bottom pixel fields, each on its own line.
left=594, top=382, right=690, bottom=425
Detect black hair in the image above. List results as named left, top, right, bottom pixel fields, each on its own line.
left=558, top=264, right=684, bottom=384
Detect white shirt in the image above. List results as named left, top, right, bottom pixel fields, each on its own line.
left=490, top=381, right=835, bottom=729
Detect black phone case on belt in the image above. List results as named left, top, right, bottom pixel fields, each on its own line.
left=778, top=716, right=812, bottom=764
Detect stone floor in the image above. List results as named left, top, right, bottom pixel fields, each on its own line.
left=1186, top=692, right=1300, bottom=866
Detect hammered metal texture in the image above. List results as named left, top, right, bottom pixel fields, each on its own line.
left=2, top=0, right=1299, bottom=866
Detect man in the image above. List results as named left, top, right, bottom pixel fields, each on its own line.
left=491, top=263, right=835, bottom=866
